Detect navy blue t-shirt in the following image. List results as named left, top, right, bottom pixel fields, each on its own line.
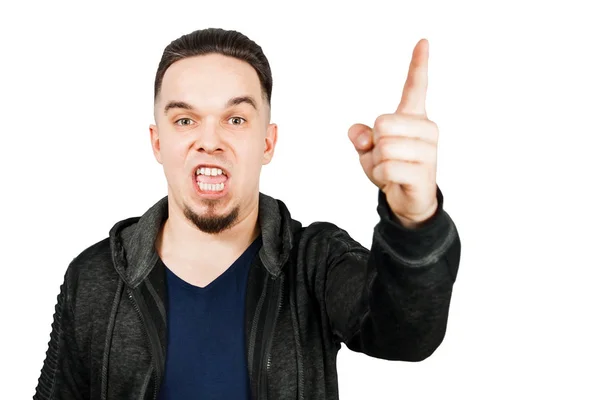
left=157, top=236, right=262, bottom=399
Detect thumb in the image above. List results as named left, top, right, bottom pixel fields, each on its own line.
left=348, top=123, right=374, bottom=154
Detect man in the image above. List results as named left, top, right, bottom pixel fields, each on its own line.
left=34, top=28, right=460, bottom=399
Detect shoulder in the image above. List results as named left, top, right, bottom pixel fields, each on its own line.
left=63, top=236, right=120, bottom=305
left=68, top=236, right=114, bottom=277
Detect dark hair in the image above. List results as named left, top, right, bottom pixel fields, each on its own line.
left=154, top=28, right=273, bottom=105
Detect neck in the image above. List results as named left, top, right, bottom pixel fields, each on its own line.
left=156, top=196, right=261, bottom=264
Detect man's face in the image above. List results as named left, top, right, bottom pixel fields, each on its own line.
left=150, top=54, right=277, bottom=234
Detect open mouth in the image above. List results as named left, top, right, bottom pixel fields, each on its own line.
left=193, top=165, right=230, bottom=197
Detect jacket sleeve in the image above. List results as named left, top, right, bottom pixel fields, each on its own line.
left=34, top=263, right=88, bottom=399
left=324, top=186, right=461, bottom=361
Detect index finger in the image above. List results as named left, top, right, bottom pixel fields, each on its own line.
left=396, top=38, right=429, bottom=116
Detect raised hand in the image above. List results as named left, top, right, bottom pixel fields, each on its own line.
left=348, top=39, right=439, bottom=229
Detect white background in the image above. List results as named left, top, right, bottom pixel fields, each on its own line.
left=1, top=0, right=599, bottom=398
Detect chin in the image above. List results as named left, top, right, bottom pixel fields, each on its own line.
left=182, top=196, right=240, bottom=234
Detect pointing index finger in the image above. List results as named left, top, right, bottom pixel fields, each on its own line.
left=396, top=38, right=429, bottom=117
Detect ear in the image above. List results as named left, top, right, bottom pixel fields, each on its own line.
left=262, top=123, right=278, bottom=165
left=149, top=124, right=162, bottom=164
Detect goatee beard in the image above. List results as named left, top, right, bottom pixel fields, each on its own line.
left=183, top=200, right=239, bottom=234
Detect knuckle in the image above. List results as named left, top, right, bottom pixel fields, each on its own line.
left=375, top=162, right=387, bottom=181
left=383, top=161, right=394, bottom=179
left=378, top=142, right=391, bottom=159
left=373, top=114, right=391, bottom=133
left=371, top=146, right=382, bottom=165
left=428, top=147, right=438, bottom=163
left=427, top=120, right=440, bottom=141
left=373, top=163, right=384, bottom=180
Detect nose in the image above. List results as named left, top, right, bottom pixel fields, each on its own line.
left=193, top=118, right=224, bottom=154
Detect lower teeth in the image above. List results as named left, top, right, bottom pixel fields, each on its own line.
left=198, top=182, right=224, bottom=192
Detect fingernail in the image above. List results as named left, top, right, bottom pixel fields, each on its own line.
left=357, top=133, right=370, bottom=147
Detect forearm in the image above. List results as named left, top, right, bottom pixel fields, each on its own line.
left=328, top=188, right=461, bottom=361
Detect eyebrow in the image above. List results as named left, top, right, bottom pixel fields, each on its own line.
left=163, top=96, right=258, bottom=115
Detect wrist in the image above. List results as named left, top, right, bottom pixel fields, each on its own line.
left=392, top=200, right=438, bottom=230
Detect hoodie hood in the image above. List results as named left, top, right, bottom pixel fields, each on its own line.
left=108, top=192, right=302, bottom=288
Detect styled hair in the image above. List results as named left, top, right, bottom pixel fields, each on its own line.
left=154, top=28, right=273, bottom=105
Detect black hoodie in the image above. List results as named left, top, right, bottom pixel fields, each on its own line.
left=34, top=188, right=460, bottom=399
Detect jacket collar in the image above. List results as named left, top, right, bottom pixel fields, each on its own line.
left=109, top=193, right=301, bottom=288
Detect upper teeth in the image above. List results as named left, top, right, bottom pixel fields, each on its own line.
left=196, top=167, right=224, bottom=176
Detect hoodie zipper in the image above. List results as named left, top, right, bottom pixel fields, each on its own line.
left=247, top=272, right=268, bottom=383
left=128, top=289, right=163, bottom=400
left=289, top=287, right=305, bottom=400
left=258, top=275, right=284, bottom=399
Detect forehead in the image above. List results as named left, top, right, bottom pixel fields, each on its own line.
left=159, top=54, right=263, bottom=107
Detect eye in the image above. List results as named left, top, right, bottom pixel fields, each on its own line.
left=228, top=116, right=246, bottom=126
left=175, top=118, right=194, bottom=126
